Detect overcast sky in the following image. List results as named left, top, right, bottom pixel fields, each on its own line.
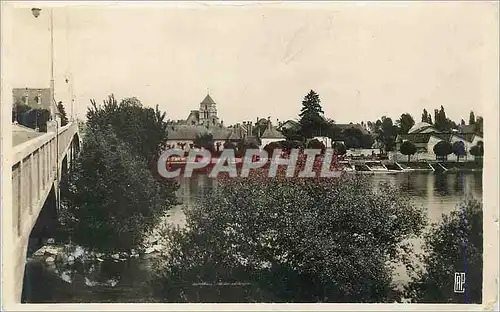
left=5, top=1, right=498, bottom=125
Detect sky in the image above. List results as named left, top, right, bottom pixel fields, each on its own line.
left=4, top=1, right=498, bottom=125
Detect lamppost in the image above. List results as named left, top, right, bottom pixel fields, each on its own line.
left=32, top=7, right=61, bottom=211
left=31, top=7, right=56, bottom=121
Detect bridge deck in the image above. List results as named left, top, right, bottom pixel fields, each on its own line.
left=12, top=124, right=44, bottom=146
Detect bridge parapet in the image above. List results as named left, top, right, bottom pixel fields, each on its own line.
left=11, top=122, right=79, bottom=238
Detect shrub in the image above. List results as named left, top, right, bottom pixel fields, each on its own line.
left=469, top=141, right=484, bottom=161
left=400, top=141, right=417, bottom=162
left=151, top=173, right=427, bottom=303
left=333, top=142, right=347, bottom=155
left=306, top=139, right=326, bottom=153
left=433, top=141, right=453, bottom=161
left=452, top=141, right=466, bottom=161
left=405, top=198, right=482, bottom=303
left=63, top=125, right=178, bottom=253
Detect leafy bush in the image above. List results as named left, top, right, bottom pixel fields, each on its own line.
left=63, top=94, right=178, bottom=252
left=452, top=141, right=466, bottom=161
left=88, top=95, right=169, bottom=162
left=63, top=125, right=178, bottom=252
left=469, top=141, right=484, bottom=160
left=400, top=141, right=417, bottom=162
left=57, top=101, right=69, bottom=126
left=151, top=173, right=427, bottom=303
left=13, top=103, right=51, bottom=132
left=433, top=141, right=453, bottom=160
left=333, top=142, right=347, bottom=155
left=263, top=141, right=282, bottom=156
left=306, top=139, right=326, bottom=152
left=193, top=133, right=215, bottom=152
left=405, top=198, right=482, bottom=303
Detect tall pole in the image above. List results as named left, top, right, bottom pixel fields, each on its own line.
left=50, top=7, right=55, bottom=121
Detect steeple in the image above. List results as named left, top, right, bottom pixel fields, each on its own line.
left=199, top=93, right=218, bottom=127
left=201, top=93, right=216, bottom=105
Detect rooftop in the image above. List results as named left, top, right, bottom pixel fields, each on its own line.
left=200, top=94, right=216, bottom=105
left=167, top=124, right=244, bottom=141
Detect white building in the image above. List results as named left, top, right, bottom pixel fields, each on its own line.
left=260, top=118, right=285, bottom=147
left=394, top=122, right=483, bottom=161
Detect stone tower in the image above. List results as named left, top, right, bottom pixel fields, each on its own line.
left=199, top=93, right=219, bottom=127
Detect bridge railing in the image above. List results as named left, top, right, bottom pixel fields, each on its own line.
left=11, top=122, right=78, bottom=237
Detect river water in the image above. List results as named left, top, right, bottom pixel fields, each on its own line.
left=23, top=171, right=483, bottom=303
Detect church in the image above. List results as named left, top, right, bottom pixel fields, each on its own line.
left=185, top=94, right=221, bottom=127
left=166, top=93, right=251, bottom=150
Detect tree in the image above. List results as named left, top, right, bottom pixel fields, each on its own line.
left=151, top=174, right=427, bottom=303
left=433, top=141, right=453, bottom=161
left=406, top=199, right=482, bottom=303
left=193, top=133, right=214, bottom=152
left=121, top=96, right=143, bottom=107
left=282, top=127, right=304, bottom=142
left=57, top=101, right=69, bottom=126
left=460, top=119, right=466, bottom=126
left=306, top=139, right=325, bottom=153
left=14, top=104, right=51, bottom=132
left=333, top=142, right=347, bottom=155
left=377, top=116, right=399, bottom=151
left=263, top=141, right=282, bottom=156
left=397, top=113, right=415, bottom=134
left=452, top=141, right=466, bottom=161
left=279, top=140, right=303, bottom=150
left=421, top=109, right=429, bottom=123
left=433, top=106, right=450, bottom=132
left=298, top=90, right=326, bottom=139
left=400, top=141, right=417, bottom=162
left=474, top=116, right=483, bottom=135
left=469, top=111, right=476, bottom=125
left=469, top=141, right=484, bottom=162
left=63, top=125, right=178, bottom=252
left=88, top=94, right=169, bottom=162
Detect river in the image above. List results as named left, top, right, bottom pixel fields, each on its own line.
left=22, top=171, right=483, bottom=303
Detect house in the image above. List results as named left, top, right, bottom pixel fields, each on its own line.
left=260, top=118, right=285, bottom=148
left=13, top=88, right=51, bottom=110
left=12, top=87, right=62, bottom=128
left=277, top=119, right=300, bottom=132
left=166, top=124, right=247, bottom=151
left=394, top=122, right=483, bottom=161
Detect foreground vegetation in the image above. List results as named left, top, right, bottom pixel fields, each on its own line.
left=151, top=173, right=428, bottom=303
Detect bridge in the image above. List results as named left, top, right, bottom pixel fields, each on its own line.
left=6, top=121, right=81, bottom=303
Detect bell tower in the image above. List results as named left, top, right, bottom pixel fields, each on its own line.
left=199, top=92, right=218, bottom=126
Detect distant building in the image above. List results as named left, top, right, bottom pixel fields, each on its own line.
left=395, top=122, right=483, bottom=161
left=166, top=124, right=247, bottom=151
left=166, top=93, right=258, bottom=150
left=185, top=94, right=221, bottom=127
left=260, top=117, right=285, bottom=147
left=12, top=88, right=51, bottom=110
left=277, top=119, right=300, bottom=132
left=12, top=88, right=62, bottom=127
